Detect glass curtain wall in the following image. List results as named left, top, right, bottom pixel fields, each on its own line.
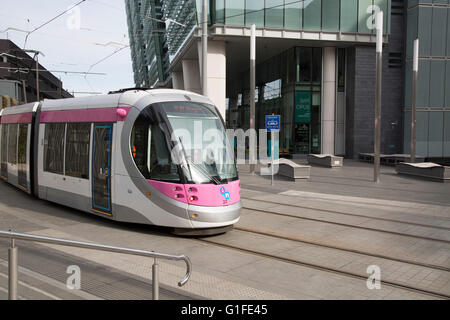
left=213, top=0, right=389, bottom=34
left=228, top=46, right=322, bottom=156
left=294, top=47, right=322, bottom=154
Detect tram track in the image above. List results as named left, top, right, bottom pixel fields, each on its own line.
left=197, top=229, right=450, bottom=300
left=241, top=201, right=450, bottom=244
left=233, top=226, right=450, bottom=272
left=241, top=196, right=450, bottom=232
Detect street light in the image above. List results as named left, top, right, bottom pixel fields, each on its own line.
left=373, top=11, right=383, bottom=183
left=21, top=49, right=45, bottom=102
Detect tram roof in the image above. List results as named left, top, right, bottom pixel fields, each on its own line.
left=0, top=89, right=213, bottom=115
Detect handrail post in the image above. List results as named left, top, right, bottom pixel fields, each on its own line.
left=8, top=238, right=18, bottom=300
left=152, top=258, right=159, bottom=300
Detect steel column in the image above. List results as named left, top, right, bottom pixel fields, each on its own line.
left=152, top=259, right=159, bottom=300
left=249, top=24, right=256, bottom=174
left=374, top=12, right=383, bottom=183
left=201, top=0, right=208, bottom=96
left=8, top=238, right=18, bottom=300
left=411, top=39, right=419, bottom=163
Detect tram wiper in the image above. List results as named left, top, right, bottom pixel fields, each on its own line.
left=177, top=138, right=221, bottom=185
left=186, top=158, right=221, bottom=185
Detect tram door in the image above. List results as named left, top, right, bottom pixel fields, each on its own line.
left=92, top=124, right=113, bottom=215
left=1, top=124, right=8, bottom=180
left=17, top=124, right=28, bottom=189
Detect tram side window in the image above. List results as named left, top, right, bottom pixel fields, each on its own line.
left=1, top=124, right=8, bottom=164
left=65, top=123, right=90, bottom=179
left=44, top=123, right=65, bottom=174
left=131, top=115, right=180, bottom=182
left=1, top=124, right=8, bottom=176
left=18, top=124, right=28, bottom=165
left=8, top=124, right=18, bottom=164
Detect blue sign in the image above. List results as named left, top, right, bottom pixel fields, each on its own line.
left=266, top=115, right=280, bottom=132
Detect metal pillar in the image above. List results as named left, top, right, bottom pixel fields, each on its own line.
left=36, top=54, right=40, bottom=101
left=249, top=24, right=256, bottom=174
left=21, top=80, right=27, bottom=104
left=411, top=39, right=419, bottom=163
left=374, top=12, right=383, bottom=183
left=201, top=0, right=208, bottom=97
left=8, top=239, right=18, bottom=300
left=271, top=130, right=274, bottom=186
left=152, top=259, right=159, bottom=300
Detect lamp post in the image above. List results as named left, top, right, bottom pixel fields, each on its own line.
left=374, top=11, right=383, bottom=183
left=201, top=0, right=208, bottom=96
left=249, top=24, right=256, bottom=174
left=411, top=39, right=419, bottom=163
left=22, top=49, right=45, bottom=102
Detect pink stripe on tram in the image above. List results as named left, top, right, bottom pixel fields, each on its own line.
left=40, top=107, right=132, bottom=123
left=1, top=112, right=33, bottom=124
left=148, top=179, right=241, bottom=207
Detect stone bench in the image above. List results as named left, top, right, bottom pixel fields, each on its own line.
left=395, top=162, right=450, bottom=183
left=267, top=158, right=310, bottom=181
left=359, top=153, right=425, bottom=166
left=307, top=154, right=343, bottom=168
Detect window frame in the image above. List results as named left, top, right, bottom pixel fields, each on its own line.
left=65, top=122, right=91, bottom=179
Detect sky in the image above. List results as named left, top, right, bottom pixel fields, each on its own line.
left=0, top=0, right=134, bottom=97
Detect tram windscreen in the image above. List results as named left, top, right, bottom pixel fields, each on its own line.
left=163, top=102, right=238, bottom=184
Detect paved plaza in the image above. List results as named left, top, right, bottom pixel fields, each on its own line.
left=0, top=160, right=448, bottom=300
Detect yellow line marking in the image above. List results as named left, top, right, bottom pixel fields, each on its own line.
left=91, top=208, right=112, bottom=217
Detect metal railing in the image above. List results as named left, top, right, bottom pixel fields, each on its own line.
left=0, top=230, right=192, bottom=300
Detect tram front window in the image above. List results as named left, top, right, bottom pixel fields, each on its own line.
left=131, top=114, right=181, bottom=182
left=162, top=102, right=238, bottom=185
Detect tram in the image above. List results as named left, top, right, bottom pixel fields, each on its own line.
left=0, top=89, right=241, bottom=235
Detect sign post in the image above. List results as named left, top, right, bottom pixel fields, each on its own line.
left=266, top=115, right=280, bottom=186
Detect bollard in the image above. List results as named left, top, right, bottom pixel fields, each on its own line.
left=152, top=259, right=159, bottom=300
left=8, top=238, right=18, bottom=300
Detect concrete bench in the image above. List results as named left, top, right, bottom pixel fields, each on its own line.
left=383, top=154, right=425, bottom=166
left=395, top=162, right=450, bottom=183
left=359, top=153, right=425, bottom=166
left=267, top=158, right=310, bottom=181
left=307, top=154, right=343, bottom=168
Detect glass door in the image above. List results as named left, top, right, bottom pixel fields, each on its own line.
left=92, top=124, right=113, bottom=215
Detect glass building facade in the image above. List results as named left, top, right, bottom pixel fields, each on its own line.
left=212, top=0, right=390, bottom=33
left=227, top=47, right=329, bottom=155
left=125, top=0, right=450, bottom=161
left=403, top=0, right=450, bottom=159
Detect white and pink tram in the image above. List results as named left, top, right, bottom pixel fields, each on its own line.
left=0, top=89, right=241, bottom=235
